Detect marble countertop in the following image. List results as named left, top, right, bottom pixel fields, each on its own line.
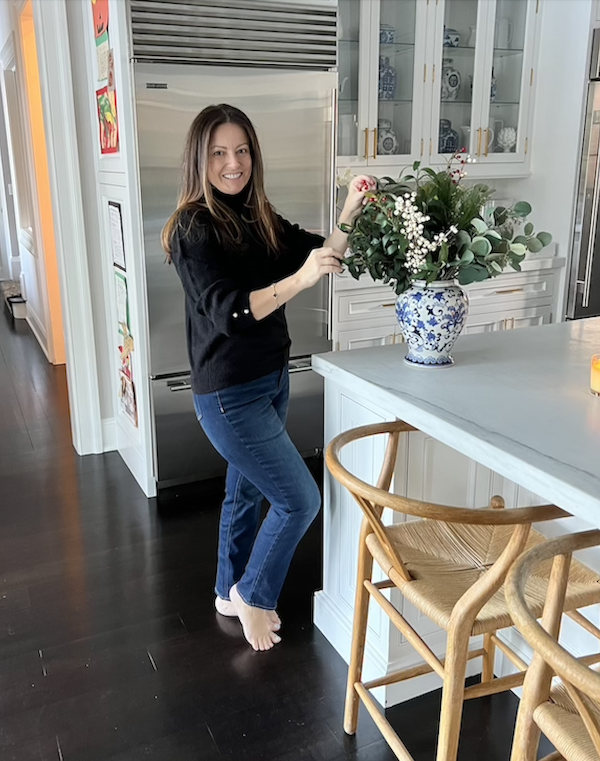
left=312, top=318, right=600, bottom=525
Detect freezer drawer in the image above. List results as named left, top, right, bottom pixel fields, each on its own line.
left=151, top=376, right=226, bottom=487
left=152, top=365, right=324, bottom=488
left=288, top=362, right=324, bottom=456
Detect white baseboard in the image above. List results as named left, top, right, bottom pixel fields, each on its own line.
left=102, top=417, right=117, bottom=451
left=26, top=308, right=50, bottom=362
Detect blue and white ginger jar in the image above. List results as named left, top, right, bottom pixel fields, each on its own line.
left=395, top=280, right=469, bottom=367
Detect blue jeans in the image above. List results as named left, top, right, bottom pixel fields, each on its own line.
left=193, top=367, right=321, bottom=610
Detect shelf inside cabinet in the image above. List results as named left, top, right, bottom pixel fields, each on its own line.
left=442, top=45, right=524, bottom=57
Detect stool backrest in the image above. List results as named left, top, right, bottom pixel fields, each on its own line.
left=506, top=530, right=600, bottom=758
left=327, top=421, right=569, bottom=613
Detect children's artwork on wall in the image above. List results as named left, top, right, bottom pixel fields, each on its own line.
left=96, top=86, right=119, bottom=154
left=108, top=201, right=126, bottom=270
left=114, top=269, right=138, bottom=427
left=119, top=371, right=138, bottom=427
left=91, top=0, right=110, bottom=80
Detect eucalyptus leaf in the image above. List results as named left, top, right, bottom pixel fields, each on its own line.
left=470, top=236, right=492, bottom=257
left=527, top=237, right=544, bottom=253
left=509, top=243, right=527, bottom=255
left=537, top=231, right=553, bottom=247
left=513, top=201, right=532, bottom=217
left=471, top=218, right=488, bottom=235
left=524, top=222, right=534, bottom=235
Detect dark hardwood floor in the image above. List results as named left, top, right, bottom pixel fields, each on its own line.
left=0, top=305, right=552, bottom=761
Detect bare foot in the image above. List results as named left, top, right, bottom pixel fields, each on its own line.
left=215, top=596, right=281, bottom=630
left=230, top=584, right=282, bottom=651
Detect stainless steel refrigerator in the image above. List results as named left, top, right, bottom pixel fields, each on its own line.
left=567, top=28, right=600, bottom=319
left=134, top=63, right=337, bottom=487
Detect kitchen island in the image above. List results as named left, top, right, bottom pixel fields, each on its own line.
left=311, top=318, right=600, bottom=706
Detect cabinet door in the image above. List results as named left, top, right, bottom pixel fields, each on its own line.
left=476, top=0, right=539, bottom=165
left=367, top=0, right=428, bottom=165
left=338, top=0, right=370, bottom=162
left=503, top=304, right=552, bottom=330
left=463, top=314, right=504, bottom=335
left=430, top=0, right=538, bottom=166
left=337, top=324, right=397, bottom=351
left=431, top=0, right=489, bottom=161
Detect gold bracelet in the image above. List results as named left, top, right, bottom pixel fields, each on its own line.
left=272, top=283, right=279, bottom=309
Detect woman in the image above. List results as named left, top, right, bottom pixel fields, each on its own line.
left=162, top=104, right=374, bottom=651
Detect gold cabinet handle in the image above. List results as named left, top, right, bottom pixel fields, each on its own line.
left=373, top=127, right=378, bottom=159
left=364, top=128, right=369, bottom=160
left=485, top=128, right=491, bottom=156
left=477, top=128, right=482, bottom=156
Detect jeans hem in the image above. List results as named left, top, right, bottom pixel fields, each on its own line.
left=235, top=584, right=276, bottom=612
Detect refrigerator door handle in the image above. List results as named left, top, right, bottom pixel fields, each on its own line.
left=289, top=357, right=313, bottom=373
left=583, top=122, right=600, bottom=309
left=327, top=86, right=338, bottom=341
left=583, top=180, right=600, bottom=308
left=168, top=381, right=193, bottom=392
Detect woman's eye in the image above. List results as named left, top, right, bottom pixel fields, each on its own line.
left=238, top=148, right=248, bottom=154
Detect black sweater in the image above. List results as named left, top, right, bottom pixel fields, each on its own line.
left=170, top=190, right=324, bottom=394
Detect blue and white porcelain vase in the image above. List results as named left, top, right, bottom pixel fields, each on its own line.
left=395, top=280, right=469, bottom=367
left=378, top=56, right=397, bottom=100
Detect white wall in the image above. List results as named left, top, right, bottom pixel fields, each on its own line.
left=64, top=0, right=113, bottom=425
left=493, top=0, right=594, bottom=319
left=0, top=1, right=13, bottom=51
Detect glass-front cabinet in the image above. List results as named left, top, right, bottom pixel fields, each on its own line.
left=337, top=0, right=541, bottom=176
left=431, top=0, right=538, bottom=166
left=337, top=0, right=426, bottom=166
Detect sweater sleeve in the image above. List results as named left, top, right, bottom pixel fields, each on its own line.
left=275, top=216, right=325, bottom=278
left=171, top=219, right=258, bottom=337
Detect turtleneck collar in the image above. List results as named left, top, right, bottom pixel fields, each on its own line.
left=211, top=185, right=250, bottom=216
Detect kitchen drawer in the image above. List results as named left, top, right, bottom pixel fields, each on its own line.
left=337, top=324, right=399, bottom=351
left=337, top=288, right=397, bottom=325
left=463, top=304, right=552, bottom=335
left=465, top=271, right=555, bottom=314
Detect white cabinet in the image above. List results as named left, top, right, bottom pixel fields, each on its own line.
left=332, top=258, right=563, bottom=352
left=337, top=0, right=542, bottom=177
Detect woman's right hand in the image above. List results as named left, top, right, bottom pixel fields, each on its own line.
left=296, top=247, right=344, bottom=289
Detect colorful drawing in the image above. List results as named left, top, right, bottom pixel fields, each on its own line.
left=92, top=0, right=109, bottom=39
left=119, top=371, right=138, bottom=427
left=96, top=86, right=119, bottom=154
left=91, top=0, right=110, bottom=80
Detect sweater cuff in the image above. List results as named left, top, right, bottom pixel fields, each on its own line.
left=229, top=291, right=257, bottom=331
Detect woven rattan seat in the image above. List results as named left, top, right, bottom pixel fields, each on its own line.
left=506, top=530, right=600, bottom=761
left=534, top=697, right=599, bottom=761
left=327, top=421, right=600, bottom=761
left=367, top=522, right=600, bottom=636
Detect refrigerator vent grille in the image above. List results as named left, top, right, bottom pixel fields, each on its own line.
left=129, top=0, right=337, bottom=70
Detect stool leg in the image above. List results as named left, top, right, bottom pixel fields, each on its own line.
left=482, top=632, right=496, bottom=682
left=510, top=553, right=571, bottom=761
left=344, top=531, right=374, bottom=735
left=436, top=625, right=471, bottom=761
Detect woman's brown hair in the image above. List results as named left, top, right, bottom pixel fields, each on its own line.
left=161, top=104, right=282, bottom=258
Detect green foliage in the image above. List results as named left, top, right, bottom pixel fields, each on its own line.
left=343, top=156, right=553, bottom=295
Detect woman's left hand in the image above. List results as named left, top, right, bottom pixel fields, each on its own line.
left=341, top=174, right=377, bottom=223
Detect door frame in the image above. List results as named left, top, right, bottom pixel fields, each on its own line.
left=12, top=0, right=103, bottom=454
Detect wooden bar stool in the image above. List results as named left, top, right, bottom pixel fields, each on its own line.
left=326, top=421, right=600, bottom=761
left=506, top=530, right=600, bottom=761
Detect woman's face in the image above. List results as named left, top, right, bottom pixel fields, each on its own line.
left=207, top=123, right=252, bottom=195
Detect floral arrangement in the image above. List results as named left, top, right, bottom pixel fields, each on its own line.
left=339, top=152, right=552, bottom=296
